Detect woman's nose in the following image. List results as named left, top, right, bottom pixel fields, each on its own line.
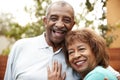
left=74, top=51, right=81, bottom=59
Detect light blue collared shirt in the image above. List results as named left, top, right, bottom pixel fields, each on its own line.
left=4, top=33, right=80, bottom=80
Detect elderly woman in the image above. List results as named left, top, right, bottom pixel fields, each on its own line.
left=47, top=28, right=119, bottom=80
left=63, top=28, right=117, bottom=80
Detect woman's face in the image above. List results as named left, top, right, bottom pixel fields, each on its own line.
left=67, top=40, right=97, bottom=74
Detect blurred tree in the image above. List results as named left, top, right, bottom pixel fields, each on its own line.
left=0, top=0, right=51, bottom=41
left=0, top=13, right=16, bottom=55
left=0, top=0, right=51, bottom=55
left=76, top=0, right=114, bottom=47
left=0, top=13, right=14, bottom=35
left=0, top=0, right=115, bottom=55
left=22, top=0, right=52, bottom=38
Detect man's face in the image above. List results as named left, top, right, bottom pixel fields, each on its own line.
left=43, top=4, right=75, bottom=45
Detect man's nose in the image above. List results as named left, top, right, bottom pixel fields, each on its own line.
left=55, top=20, right=64, bottom=28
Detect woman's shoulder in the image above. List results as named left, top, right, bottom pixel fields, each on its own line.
left=84, top=66, right=117, bottom=80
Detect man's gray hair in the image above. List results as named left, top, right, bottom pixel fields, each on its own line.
left=45, top=0, right=74, bottom=17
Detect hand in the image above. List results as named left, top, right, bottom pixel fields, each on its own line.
left=47, top=61, right=66, bottom=80
left=104, top=76, right=120, bottom=80
left=104, top=77, right=108, bottom=80
left=117, top=76, right=120, bottom=80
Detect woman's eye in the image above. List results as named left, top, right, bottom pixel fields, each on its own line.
left=78, top=48, right=85, bottom=51
left=68, top=51, right=74, bottom=54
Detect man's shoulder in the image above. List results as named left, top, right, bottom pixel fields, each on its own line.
left=13, top=35, right=42, bottom=47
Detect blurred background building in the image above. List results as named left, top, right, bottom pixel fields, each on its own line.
left=106, top=0, right=120, bottom=48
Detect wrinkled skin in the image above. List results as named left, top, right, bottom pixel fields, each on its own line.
left=45, top=1, right=75, bottom=80
left=43, top=3, right=75, bottom=52
left=47, top=61, right=66, bottom=80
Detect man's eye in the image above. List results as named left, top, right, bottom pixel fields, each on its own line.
left=50, top=17, right=57, bottom=21
left=63, top=19, right=71, bottom=23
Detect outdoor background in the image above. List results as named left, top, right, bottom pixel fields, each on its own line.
left=0, top=0, right=120, bottom=55
left=0, top=0, right=120, bottom=80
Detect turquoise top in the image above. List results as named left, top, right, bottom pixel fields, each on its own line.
left=84, top=66, right=118, bottom=80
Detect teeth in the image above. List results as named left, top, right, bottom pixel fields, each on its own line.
left=56, top=30, right=65, bottom=34
left=76, top=61, right=85, bottom=65
left=56, top=31, right=62, bottom=33
left=52, top=28, right=67, bottom=34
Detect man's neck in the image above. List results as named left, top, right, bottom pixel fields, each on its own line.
left=45, top=34, right=64, bottom=52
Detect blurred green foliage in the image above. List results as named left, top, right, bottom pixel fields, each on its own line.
left=81, top=0, right=114, bottom=47
left=0, top=0, right=51, bottom=55
left=0, top=0, right=51, bottom=40
left=0, top=0, right=115, bottom=55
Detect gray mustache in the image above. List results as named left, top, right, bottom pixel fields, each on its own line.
left=53, top=26, right=68, bottom=32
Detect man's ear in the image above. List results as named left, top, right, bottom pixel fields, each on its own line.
left=73, top=21, right=76, bottom=26
left=43, top=16, right=47, bottom=27
left=70, top=21, right=75, bottom=30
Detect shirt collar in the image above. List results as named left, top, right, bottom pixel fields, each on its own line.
left=37, top=32, right=63, bottom=53
left=37, top=32, right=49, bottom=48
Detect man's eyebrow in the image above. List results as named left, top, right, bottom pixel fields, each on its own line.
left=49, top=15, right=58, bottom=17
